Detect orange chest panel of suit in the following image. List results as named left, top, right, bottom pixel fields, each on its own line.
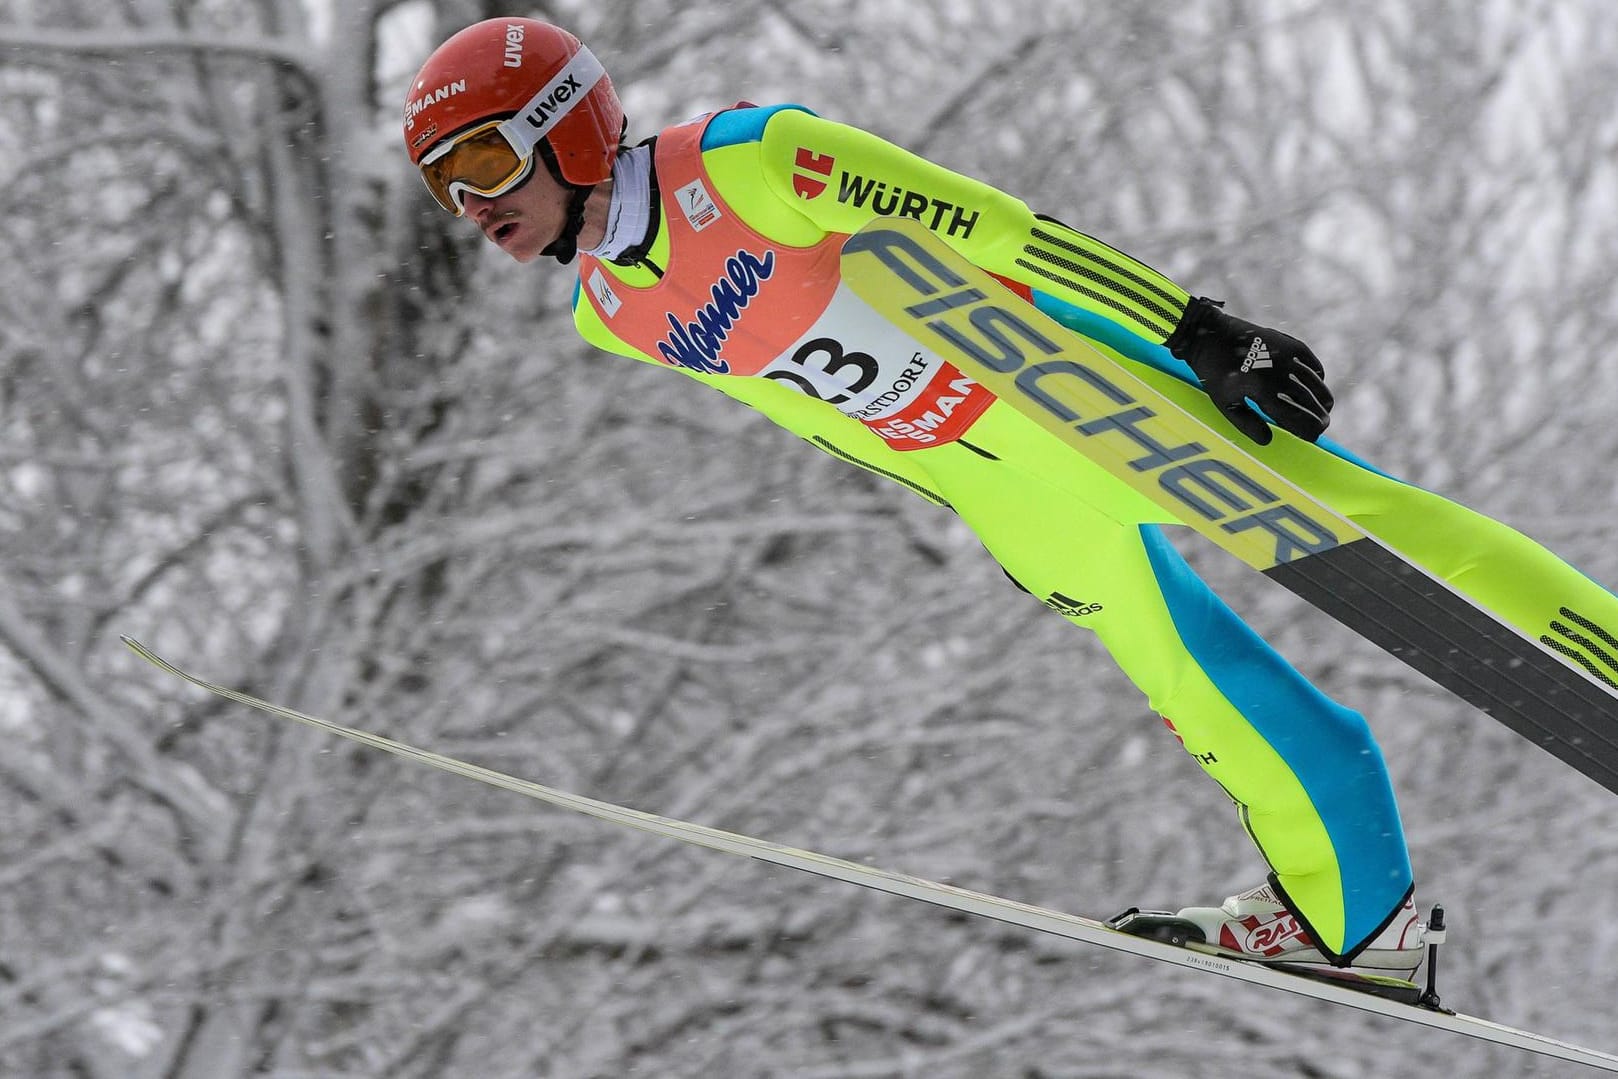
left=576, top=112, right=996, bottom=450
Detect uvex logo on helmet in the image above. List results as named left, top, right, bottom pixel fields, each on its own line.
left=520, top=73, right=584, bottom=134
left=503, top=22, right=525, bottom=67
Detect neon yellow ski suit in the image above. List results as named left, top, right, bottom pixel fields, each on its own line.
left=568, top=104, right=1618, bottom=961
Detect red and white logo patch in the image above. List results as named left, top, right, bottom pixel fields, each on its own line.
left=792, top=147, right=835, bottom=199
left=1223, top=913, right=1310, bottom=957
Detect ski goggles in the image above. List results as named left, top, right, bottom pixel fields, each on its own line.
left=417, top=46, right=606, bottom=216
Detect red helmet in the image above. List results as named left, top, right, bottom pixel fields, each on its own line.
left=404, top=18, right=623, bottom=188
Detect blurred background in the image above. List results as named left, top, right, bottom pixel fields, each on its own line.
left=5, top=1, right=1618, bottom=1076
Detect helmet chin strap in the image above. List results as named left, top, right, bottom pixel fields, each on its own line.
left=533, top=142, right=596, bottom=265
left=541, top=182, right=594, bottom=265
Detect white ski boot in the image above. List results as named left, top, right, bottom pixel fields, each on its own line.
left=1173, top=882, right=1425, bottom=974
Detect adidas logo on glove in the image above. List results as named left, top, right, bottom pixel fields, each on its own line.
left=1241, top=337, right=1273, bottom=373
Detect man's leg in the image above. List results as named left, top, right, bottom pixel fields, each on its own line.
left=914, top=407, right=1414, bottom=959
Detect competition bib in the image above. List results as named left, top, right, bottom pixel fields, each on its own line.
left=756, top=283, right=992, bottom=449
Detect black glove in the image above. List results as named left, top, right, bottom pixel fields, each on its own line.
left=1163, top=296, right=1333, bottom=445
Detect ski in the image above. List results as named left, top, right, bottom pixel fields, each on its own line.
left=123, top=637, right=1618, bottom=1072
left=838, top=219, right=1618, bottom=793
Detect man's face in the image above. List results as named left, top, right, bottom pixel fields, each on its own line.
left=460, top=164, right=569, bottom=263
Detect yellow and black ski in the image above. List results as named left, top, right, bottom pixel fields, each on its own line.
left=840, top=218, right=1618, bottom=793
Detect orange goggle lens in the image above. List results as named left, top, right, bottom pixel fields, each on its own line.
left=419, top=121, right=535, bottom=216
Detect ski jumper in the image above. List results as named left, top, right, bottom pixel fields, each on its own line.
left=572, top=105, right=1618, bottom=963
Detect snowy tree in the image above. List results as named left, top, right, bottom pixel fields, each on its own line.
left=2, top=1, right=1617, bottom=1076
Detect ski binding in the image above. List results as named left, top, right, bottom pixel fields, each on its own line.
left=1108, top=903, right=1451, bottom=1010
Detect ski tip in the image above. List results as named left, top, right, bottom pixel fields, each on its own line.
left=122, top=636, right=178, bottom=677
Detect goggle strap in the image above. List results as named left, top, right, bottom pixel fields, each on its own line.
left=497, top=47, right=607, bottom=158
